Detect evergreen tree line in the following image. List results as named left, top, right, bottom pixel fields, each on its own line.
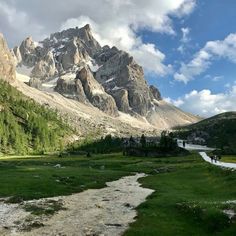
left=68, top=132, right=180, bottom=156
left=68, top=134, right=123, bottom=154
left=0, top=80, right=72, bottom=154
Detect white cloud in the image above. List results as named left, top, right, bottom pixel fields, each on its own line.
left=168, top=87, right=236, bottom=117
left=173, top=0, right=196, bottom=17
left=164, top=97, right=184, bottom=106
left=181, top=27, right=190, bottom=43
left=0, top=1, right=45, bottom=46
left=203, top=74, right=224, bottom=82
left=174, top=33, right=236, bottom=83
left=0, top=0, right=196, bottom=76
left=59, top=1, right=196, bottom=75
left=130, top=44, right=173, bottom=76
left=177, top=27, right=191, bottom=54
left=212, top=75, right=224, bottom=82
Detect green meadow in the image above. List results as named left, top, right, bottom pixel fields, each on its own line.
left=0, top=152, right=236, bottom=235
left=221, top=155, right=236, bottom=163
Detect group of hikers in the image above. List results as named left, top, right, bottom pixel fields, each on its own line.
left=210, top=154, right=221, bottom=163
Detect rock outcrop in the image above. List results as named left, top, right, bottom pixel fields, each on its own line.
left=112, top=89, right=130, bottom=113
left=55, top=67, right=119, bottom=117
left=76, top=67, right=119, bottom=116
left=95, top=48, right=154, bottom=116
left=19, top=37, right=37, bottom=67
left=12, top=46, right=22, bottom=65
left=55, top=74, right=87, bottom=103
left=31, top=51, right=57, bottom=79
left=0, top=33, right=15, bottom=81
left=149, top=85, right=162, bottom=101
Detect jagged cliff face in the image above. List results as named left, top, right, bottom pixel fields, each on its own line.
left=94, top=47, right=154, bottom=116
left=0, top=34, right=15, bottom=81
left=12, top=24, right=161, bottom=119
left=12, top=24, right=199, bottom=129
left=13, top=25, right=100, bottom=77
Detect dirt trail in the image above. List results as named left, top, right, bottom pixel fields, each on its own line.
left=199, top=152, right=236, bottom=169
left=0, top=173, right=154, bottom=236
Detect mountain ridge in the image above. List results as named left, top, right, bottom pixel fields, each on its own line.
left=13, top=25, right=161, bottom=118
left=11, top=24, right=200, bottom=132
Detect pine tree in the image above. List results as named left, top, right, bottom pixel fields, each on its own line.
left=140, top=134, right=146, bottom=148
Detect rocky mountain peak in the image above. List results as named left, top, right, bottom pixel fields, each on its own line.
left=12, top=25, right=164, bottom=121
left=18, top=36, right=37, bottom=67
left=83, top=24, right=91, bottom=31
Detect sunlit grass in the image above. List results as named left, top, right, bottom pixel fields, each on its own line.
left=221, top=155, right=236, bottom=163
left=0, top=152, right=235, bottom=235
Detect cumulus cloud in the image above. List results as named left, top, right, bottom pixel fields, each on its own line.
left=0, top=1, right=45, bottom=47
left=174, top=33, right=236, bottom=83
left=165, top=97, right=184, bottom=107
left=0, top=0, right=196, bottom=75
left=166, top=86, right=236, bottom=117
left=132, top=44, right=173, bottom=76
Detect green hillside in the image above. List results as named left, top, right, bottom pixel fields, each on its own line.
left=0, top=80, right=72, bottom=154
left=175, top=112, right=236, bottom=154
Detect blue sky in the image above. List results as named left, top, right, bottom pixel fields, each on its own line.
left=141, top=0, right=236, bottom=98
left=133, top=0, right=236, bottom=117
left=1, top=0, right=236, bottom=117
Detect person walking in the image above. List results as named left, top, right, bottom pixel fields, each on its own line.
left=210, top=155, right=213, bottom=163
left=214, top=155, right=217, bottom=163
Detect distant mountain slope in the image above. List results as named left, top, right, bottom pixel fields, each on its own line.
left=175, top=112, right=236, bottom=153
left=12, top=25, right=200, bottom=130
left=13, top=79, right=160, bottom=137
left=147, top=100, right=200, bottom=130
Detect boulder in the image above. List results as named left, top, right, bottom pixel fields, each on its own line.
left=28, top=78, right=42, bottom=89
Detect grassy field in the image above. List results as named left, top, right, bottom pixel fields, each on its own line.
left=0, top=152, right=236, bottom=235
left=221, top=155, right=236, bottom=163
